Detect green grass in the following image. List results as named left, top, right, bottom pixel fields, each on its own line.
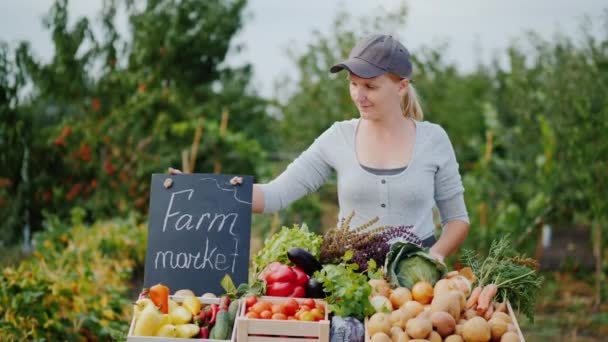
left=520, top=272, right=606, bottom=341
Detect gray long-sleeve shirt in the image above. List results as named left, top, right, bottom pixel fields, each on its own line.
left=259, top=118, right=469, bottom=240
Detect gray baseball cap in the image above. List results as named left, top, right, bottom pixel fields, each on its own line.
left=330, top=34, right=412, bottom=79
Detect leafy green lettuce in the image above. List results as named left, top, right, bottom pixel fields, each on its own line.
left=385, top=240, right=447, bottom=289
left=254, top=223, right=323, bottom=272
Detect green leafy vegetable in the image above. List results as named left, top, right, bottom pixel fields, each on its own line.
left=460, top=235, right=543, bottom=321
left=384, top=240, right=447, bottom=289
left=254, top=223, right=323, bottom=273
left=313, top=253, right=375, bottom=320
left=220, top=274, right=265, bottom=299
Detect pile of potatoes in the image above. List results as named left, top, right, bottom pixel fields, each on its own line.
left=365, top=274, right=521, bottom=342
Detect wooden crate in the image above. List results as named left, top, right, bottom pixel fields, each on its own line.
left=127, top=295, right=239, bottom=342
left=364, top=300, right=525, bottom=341
left=236, top=296, right=330, bottom=342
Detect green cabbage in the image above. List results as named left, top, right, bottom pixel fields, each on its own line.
left=384, top=240, right=447, bottom=289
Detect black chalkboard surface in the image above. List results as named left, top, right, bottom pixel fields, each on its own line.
left=143, top=173, right=253, bottom=295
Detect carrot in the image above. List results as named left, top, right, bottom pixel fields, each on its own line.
left=149, top=283, right=170, bottom=314
left=484, top=300, right=495, bottom=320
left=466, top=286, right=483, bottom=310
left=476, top=284, right=498, bottom=315
left=495, top=301, right=506, bottom=313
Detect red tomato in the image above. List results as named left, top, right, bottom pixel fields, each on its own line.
left=259, top=310, right=273, bottom=319
left=251, top=302, right=271, bottom=314
left=246, top=311, right=260, bottom=319
left=245, top=295, right=258, bottom=309
left=271, top=304, right=285, bottom=314
left=271, top=313, right=287, bottom=320
left=283, top=299, right=299, bottom=316
left=299, top=305, right=312, bottom=312
left=299, top=311, right=315, bottom=321
left=302, top=298, right=316, bottom=309
left=310, top=308, right=324, bottom=321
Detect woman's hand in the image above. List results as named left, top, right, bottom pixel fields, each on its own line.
left=428, top=248, right=445, bottom=263
left=168, top=167, right=182, bottom=174
left=168, top=167, right=243, bottom=186
left=168, top=167, right=264, bottom=213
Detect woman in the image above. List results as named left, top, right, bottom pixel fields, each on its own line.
left=173, top=34, right=469, bottom=262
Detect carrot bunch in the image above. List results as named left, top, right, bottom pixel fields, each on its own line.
left=465, top=284, right=506, bottom=320
left=459, top=235, right=543, bottom=321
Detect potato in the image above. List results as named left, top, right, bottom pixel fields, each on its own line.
left=455, top=324, right=464, bottom=335
left=445, top=335, right=464, bottom=342
left=390, top=326, right=404, bottom=337
left=430, top=311, right=456, bottom=337
left=371, top=332, right=393, bottom=342
left=434, top=278, right=456, bottom=296
left=393, top=330, right=410, bottom=342
left=371, top=295, right=394, bottom=313
left=451, top=275, right=472, bottom=297
left=428, top=331, right=442, bottom=342
left=462, top=316, right=491, bottom=342
left=430, top=293, right=461, bottom=321
left=500, top=332, right=520, bottom=342
left=402, top=301, right=425, bottom=320
left=391, top=287, right=413, bottom=308
left=390, top=309, right=409, bottom=329
left=368, top=313, right=392, bottom=336
left=406, top=317, right=432, bottom=339
left=489, top=317, right=508, bottom=341
left=491, top=312, right=512, bottom=324
left=464, top=309, right=478, bottom=320
left=419, top=311, right=433, bottom=320
left=370, top=279, right=392, bottom=297
left=450, top=290, right=466, bottom=312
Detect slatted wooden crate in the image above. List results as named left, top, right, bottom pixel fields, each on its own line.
left=127, top=295, right=239, bottom=342
left=236, top=296, right=330, bottom=342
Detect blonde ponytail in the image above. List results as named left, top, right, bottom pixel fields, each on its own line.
left=402, top=83, right=423, bottom=121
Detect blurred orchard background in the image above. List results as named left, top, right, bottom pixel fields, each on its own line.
left=0, top=0, right=607, bottom=340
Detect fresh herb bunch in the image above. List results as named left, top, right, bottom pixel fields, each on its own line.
left=320, top=212, right=386, bottom=264
left=460, top=235, right=543, bottom=321
left=313, top=251, right=375, bottom=320
left=352, top=225, right=422, bottom=272
left=320, top=211, right=422, bottom=271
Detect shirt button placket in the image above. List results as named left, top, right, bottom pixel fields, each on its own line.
left=380, top=178, right=388, bottom=209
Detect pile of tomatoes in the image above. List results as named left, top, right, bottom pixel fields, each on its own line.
left=243, top=296, right=326, bottom=321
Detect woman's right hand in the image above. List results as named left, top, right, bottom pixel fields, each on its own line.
left=168, top=167, right=183, bottom=174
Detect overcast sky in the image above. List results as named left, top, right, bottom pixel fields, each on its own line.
left=1, top=0, right=605, bottom=96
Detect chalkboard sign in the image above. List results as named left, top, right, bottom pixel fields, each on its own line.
left=143, top=173, right=253, bottom=295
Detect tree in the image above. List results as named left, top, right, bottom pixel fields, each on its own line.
left=0, top=0, right=274, bottom=246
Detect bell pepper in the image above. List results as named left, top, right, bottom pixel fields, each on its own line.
left=199, top=326, right=210, bottom=339
left=264, top=263, right=309, bottom=297
left=149, top=283, right=169, bottom=314
left=207, top=304, right=219, bottom=326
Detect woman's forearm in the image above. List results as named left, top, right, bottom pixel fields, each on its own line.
left=252, top=184, right=265, bottom=213
left=429, top=220, right=469, bottom=261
